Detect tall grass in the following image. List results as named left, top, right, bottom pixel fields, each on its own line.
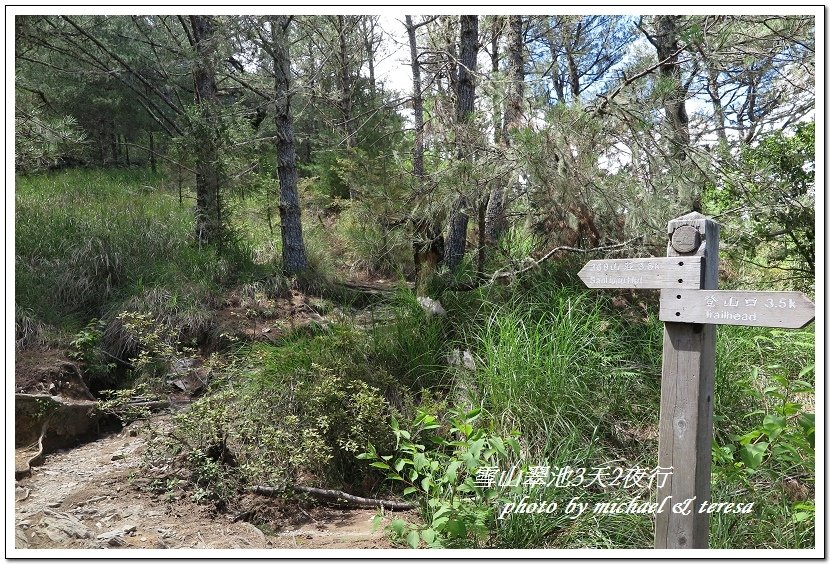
left=434, top=269, right=813, bottom=549
left=444, top=276, right=659, bottom=547
left=15, top=167, right=257, bottom=330
left=368, top=289, right=450, bottom=391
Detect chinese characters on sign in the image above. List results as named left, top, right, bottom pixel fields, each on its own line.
left=473, top=465, right=673, bottom=490
left=660, top=290, right=815, bottom=328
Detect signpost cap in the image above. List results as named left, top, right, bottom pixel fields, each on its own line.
left=667, top=212, right=721, bottom=232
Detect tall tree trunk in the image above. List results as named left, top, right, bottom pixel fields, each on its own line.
left=270, top=15, right=308, bottom=275
left=650, top=15, right=690, bottom=161
left=336, top=15, right=356, bottom=199
left=189, top=15, right=223, bottom=248
left=407, top=16, right=443, bottom=294
left=706, top=63, right=728, bottom=148
left=444, top=15, right=478, bottom=273
left=490, top=17, right=503, bottom=148
left=362, top=17, right=377, bottom=97
left=486, top=15, right=522, bottom=244
left=148, top=130, right=156, bottom=174
left=406, top=16, right=425, bottom=184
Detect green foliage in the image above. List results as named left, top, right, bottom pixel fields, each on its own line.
left=68, top=318, right=115, bottom=382
left=15, top=304, right=49, bottom=350
left=333, top=200, right=411, bottom=278
left=115, top=311, right=181, bottom=382
left=170, top=359, right=397, bottom=499
left=463, top=280, right=645, bottom=440
left=706, top=121, right=815, bottom=290
left=96, top=383, right=152, bottom=424
left=15, top=105, right=88, bottom=172
left=15, top=167, right=258, bottom=330
left=368, top=290, right=449, bottom=390
left=360, top=407, right=521, bottom=548
left=708, top=324, right=815, bottom=548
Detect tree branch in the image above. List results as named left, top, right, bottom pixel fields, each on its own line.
left=591, top=47, right=687, bottom=116
left=250, top=484, right=416, bottom=511
left=448, top=237, right=644, bottom=291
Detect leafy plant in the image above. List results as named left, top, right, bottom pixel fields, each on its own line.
left=96, top=383, right=152, bottom=424
left=115, top=311, right=181, bottom=383
left=716, top=364, right=814, bottom=476
left=68, top=318, right=115, bottom=380
left=359, top=407, right=521, bottom=548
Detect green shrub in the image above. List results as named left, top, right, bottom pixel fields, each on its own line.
left=359, top=407, right=521, bottom=548
left=170, top=363, right=397, bottom=500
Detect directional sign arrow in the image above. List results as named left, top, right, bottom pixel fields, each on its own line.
left=660, top=290, right=815, bottom=329
left=578, top=257, right=703, bottom=289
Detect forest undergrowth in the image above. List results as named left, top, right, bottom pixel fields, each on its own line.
left=15, top=167, right=815, bottom=549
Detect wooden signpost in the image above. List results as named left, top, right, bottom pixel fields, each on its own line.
left=580, top=212, right=815, bottom=549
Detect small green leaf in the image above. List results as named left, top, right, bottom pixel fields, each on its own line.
left=797, top=364, right=815, bottom=379
left=421, top=527, right=437, bottom=547
left=791, top=380, right=813, bottom=393
left=505, top=437, right=521, bottom=455
left=403, top=486, right=417, bottom=496
left=738, top=429, right=763, bottom=445
left=793, top=511, right=812, bottom=523
left=371, top=514, right=383, bottom=533
left=780, top=402, right=802, bottom=416
left=370, top=461, right=391, bottom=470
left=432, top=504, right=451, bottom=520
left=395, top=458, right=407, bottom=472
left=421, top=476, right=432, bottom=492
left=390, top=519, right=406, bottom=536
left=406, top=530, right=420, bottom=549
left=762, top=414, right=785, bottom=441
left=445, top=460, right=461, bottom=483
left=489, top=436, right=506, bottom=456
left=464, top=407, right=482, bottom=421
left=445, top=518, right=467, bottom=538
left=431, top=515, right=449, bottom=529
left=741, top=442, right=768, bottom=469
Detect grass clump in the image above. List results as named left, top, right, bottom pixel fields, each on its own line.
left=15, top=167, right=258, bottom=332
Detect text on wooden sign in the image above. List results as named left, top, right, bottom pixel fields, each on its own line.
left=578, top=257, right=703, bottom=289
left=659, top=290, right=815, bottom=329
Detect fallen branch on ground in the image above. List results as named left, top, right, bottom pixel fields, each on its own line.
left=249, top=484, right=416, bottom=511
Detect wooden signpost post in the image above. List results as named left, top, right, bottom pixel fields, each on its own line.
left=579, top=212, right=815, bottom=549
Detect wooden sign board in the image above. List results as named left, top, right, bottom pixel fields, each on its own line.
left=578, top=257, right=702, bottom=289
left=659, top=290, right=815, bottom=329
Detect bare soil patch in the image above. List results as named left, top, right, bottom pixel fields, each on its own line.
left=14, top=415, right=405, bottom=551
left=15, top=348, right=94, bottom=400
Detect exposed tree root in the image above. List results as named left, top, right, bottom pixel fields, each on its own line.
left=15, top=418, right=49, bottom=481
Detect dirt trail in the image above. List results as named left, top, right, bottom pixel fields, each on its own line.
left=14, top=415, right=398, bottom=551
